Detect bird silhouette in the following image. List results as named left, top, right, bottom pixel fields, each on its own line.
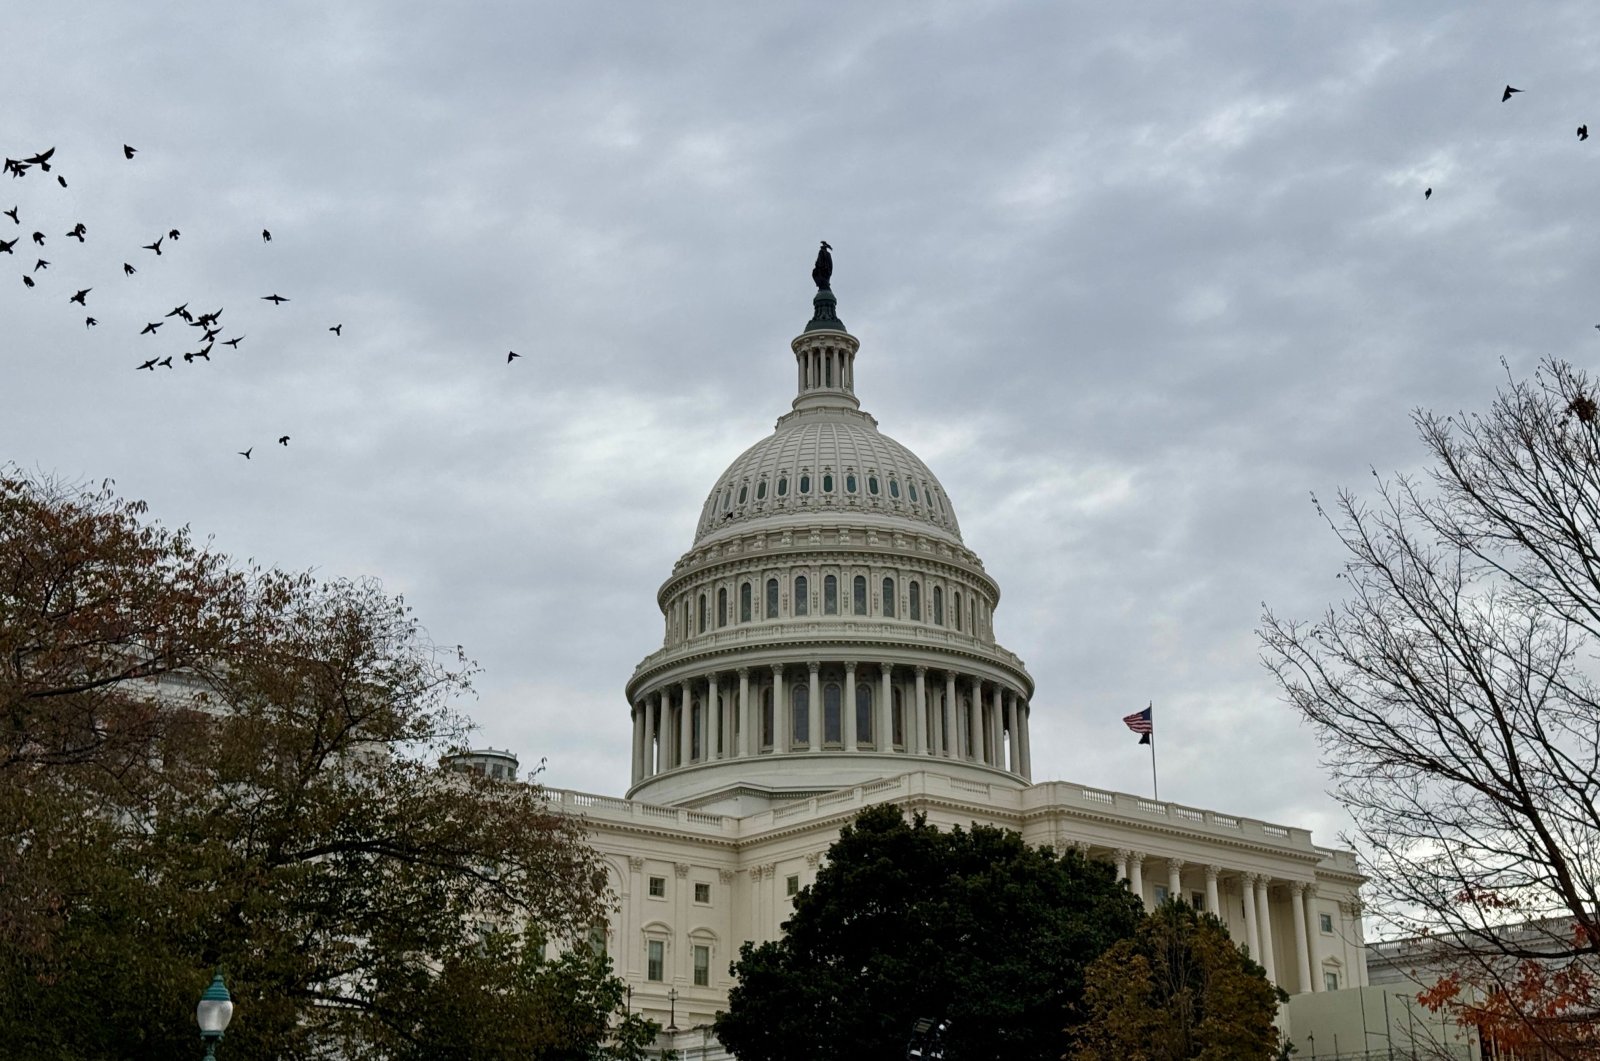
left=21, top=275, right=33, bottom=288
left=2, top=206, right=15, bottom=223
left=68, top=288, right=90, bottom=305
left=165, top=303, right=190, bottom=320
left=123, top=262, right=135, bottom=276
left=31, top=232, right=44, bottom=245
left=32, top=259, right=47, bottom=272
left=200, top=326, right=220, bottom=342
left=0, top=237, right=13, bottom=254
left=262, top=229, right=271, bottom=242
left=66, top=222, right=85, bottom=242
left=1424, top=187, right=1432, bottom=199
left=123, top=144, right=136, bottom=159
left=168, top=229, right=179, bottom=240
left=507, top=350, right=521, bottom=362
left=140, top=322, right=162, bottom=335
left=156, top=356, right=172, bottom=369
left=261, top=293, right=288, bottom=304
left=1580, top=125, right=1590, bottom=142
left=137, top=358, right=157, bottom=371
left=238, top=447, right=252, bottom=460
left=143, top=237, right=162, bottom=255
left=84, top=316, right=96, bottom=328
left=24, top=148, right=54, bottom=171
left=56, top=176, right=66, bottom=188
left=329, top=324, right=341, bottom=336
left=222, top=336, right=244, bottom=348
left=1503, top=84, right=1521, bottom=102
left=278, top=435, right=290, bottom=446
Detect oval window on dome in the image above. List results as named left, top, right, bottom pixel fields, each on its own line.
left=888, top=478, right=900, bottom=499
left=738, top=485, right=748, bottom=504
left=777, top=477, right=789, bottom=497
left=822, top=473, right=833, bottom=493
left=868, top=475, right=880, bottom=495
left=757, top=479, right=767, bottom=500
left=723, top=488, right=733, bottom=510
left=908, top=482, right=919, bottom=502
left=799, top=474, right=811, bottom=494
left=846, top=473, right=857, bottom=493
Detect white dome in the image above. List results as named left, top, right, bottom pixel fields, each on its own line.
left=693, top=408, right=963, bottom=545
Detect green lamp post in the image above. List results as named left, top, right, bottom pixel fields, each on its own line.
left=196, top=971, right=234, bottom=1059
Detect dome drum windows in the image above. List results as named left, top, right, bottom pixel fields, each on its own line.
left=740, top=582, right=752, bottom=623
left=888, top=478, right=900, bottom=499
left=822, top=472, right=833, bottom=493
left=882, top=577, right=896, bottom=618
left=867, top=475, right=880, bottom=496
left=823, top=683, right=842, bottom=745
left=777, top=476, right=789, bottom=497
left=793, top=575, right=809, bottom=617
left=855, top=684, right=873, bottom=745
left=933, top=586, right=944, bottom=626
left=798, top=473, right=811, bottom=495
left=791, top=684, right=809, bottom=746
left=852, top=575, right=867, bottom=615
left=717, top=587, right=727, bottom=628
left=756, top=479, right=768, bottom=500
left=909, top=580, right=921, bottom=621
left=846, top=473, right=857, bottom=493
left=823, top=574, right=838, bottom=615
left=766, top=578, right=779, bottom=619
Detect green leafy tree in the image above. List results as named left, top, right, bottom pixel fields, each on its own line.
left=714, top=803, right=1144, bottom=1061
left=0, top=470, right=658, bottom=1060
left=1070, top=901, right=1281, bottom=1061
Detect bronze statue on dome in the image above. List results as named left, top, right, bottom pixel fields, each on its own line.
left=811, top=241, right=832, bottom=290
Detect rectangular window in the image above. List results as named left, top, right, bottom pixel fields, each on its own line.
left=824, top=574, right=837, bottom=614
left=786, top=874, right=800, bottom=897
left=694, top=882, right=711, bottom=904
left=1154, top=885, right=1169, bottom=905
left=693, top=944, right=710, bottom=987
left=853, top=575, right=867, bottom=615
left=648, top=876, right=665, bottom=898
left=766, top=579, right=779, bottom=619
left=647, top=939, right=664, bottom=981
left=1323, top=971, right=1339, bottom=991
left=1319, top=912, right=1333, bottom=934
left=1191, top=890, right=1206, bottom=911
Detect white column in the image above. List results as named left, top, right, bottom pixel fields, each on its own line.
left=773, top=665, right=788, bottom=754
left=1255, top=875, right=1278, bottom=984
left=706, top=673, right=720, bottom=761
left=643, top=695, right=657, bottom=777
left=934, top=675, right=947, bottom=758
left=738, top=668, right=752, bottom=758
left=1167, top=859, right=1184, bottom=904
left=1114, top=848, right=1129, bottom=887
left=807, top=661, right=821, bottom=749
left=967, top=677, right=983, bottom=761
left=913, top=667, right=929, bottom=755
left=679, top=681, right=693, bottom=765
left=844, top=663, right=858, bottom=752
left=1242, top=873, right=1260, bottom=962
left=993, top=691, right=1007, bottom=768
left=1204, top=864, right=1221, bottom=917
left=1128, top=852, right=1146, bottom=909
left=1291, top=882, right=1314, bottom=993
left=1017, top=700, right=1032, bottom=779
left=879, top=663, right=894, bottom=751
left=631, top=702, right=644, bottom=783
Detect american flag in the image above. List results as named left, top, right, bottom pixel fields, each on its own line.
left=1122, top=705, right=1153, bottom=745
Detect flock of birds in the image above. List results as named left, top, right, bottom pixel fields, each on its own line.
left=1423, top=85, right=1587, bottom=202
left=3, top=143, right=524, bottom=461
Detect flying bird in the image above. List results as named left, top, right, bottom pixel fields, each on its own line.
left=21, top=275, right=33, bottom=288
left=260, top=293, right=288, bottom=304
left=123, top=144, right=136, bottom=159
left=137, top=358, right=157, bottom=371
left=32, top=259, right=47, bottom=272
left=66, top=223, right=85, bottom=242
left=143, top=236, right=163, bottom=255
left=24, top=147, right=54, bottom=170
left=56, top=176, right=66, bottom=188
left=31, top=232, right=44, bottom=245
left=222, top=336, right=244, bottom=348
left=1580, top=125, right=1590, bottom=142
left=168, top=229, right=179, bottom=240
left=165, top=303, right=189, bottom=319
left=262, top=229, right=271, bottom=242
left=238, top=447, right=252, bottom=460
left=329, top=324, right=341, bottom=336
left=68, top=288, right=90, bottom=305
left=3, top=206, right=15, bottom=223
left=123, top=262, right=135, bottom=276
left=278, top=435, right=290, bottom=446
left=1503, top=84, right=1521, bottom=102
left=156, top=356, right=172, bottom=369
left=140, top=322, right=162, bottom=335
left=0, top=237, right=13, bottom=254
left=84, top=317, right=95, bottom=328
left=1424, top=187, right=1432, bottom=199
left=507, top=350, right=521, bottom=362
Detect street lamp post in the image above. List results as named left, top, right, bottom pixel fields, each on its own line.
left=196, top=971, right=234, bottom=1060
left=666, top=986, right=679, bottom=1032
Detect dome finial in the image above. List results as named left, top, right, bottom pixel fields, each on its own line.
left=805, top=241, right=846, bottom=332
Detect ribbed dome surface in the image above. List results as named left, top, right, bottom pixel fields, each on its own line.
left=693, top=408, right=963, bottom=544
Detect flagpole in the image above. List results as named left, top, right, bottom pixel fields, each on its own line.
left=1148, top=701, right=1158, bottom=802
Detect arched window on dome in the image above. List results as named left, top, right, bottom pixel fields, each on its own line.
left=717, top=587, right=727, bottom=628
left=799, top=473, right=810, bottom=495
left=868, top=475, right=880, bottom=495
left=740, top=582, right=752, bottom=623
left=777, top=476, right=788, bottom=497
left=793, top=575, right=809, bottom=617
left=791, top=684, right=809, bottom=747
left=846, top=473, right=857, bottom=494
left=933, top=586, right=944, bottom=626
left=892, top=688, right=905, bottom=747
left=756, top=479, right=767, bottom=501
left=697, top=594, right=707, bottom=634
left=738, top=484, right=748, bottom=504
left=953, top=591, right=963, bottom=632
left=722, top=487, right=732, bottom=511
left=909, top=580, right=922, bottom=621
left=761, top=686, right=774, bottom=749
left=889, top=477, right=900, bottom=499
left=852, top=575, right=867, bottom=615
left=882, top=577, right=896, bottom=618
left=856, top=683, right=873, bottom=745
left=822, top=472, right=833, bottom=493
left=823, top=683, right=841, bottom=745
left=766, top=578, right=779, bottom=620
left=909, top=482, right=919, bottom=502
left=823, top=574, right=838, bottom=615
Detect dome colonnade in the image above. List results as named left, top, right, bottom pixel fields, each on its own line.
left=625, top=283, right=1034, bottom=809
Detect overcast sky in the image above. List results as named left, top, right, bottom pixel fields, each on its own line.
left=5, top=2, right=1597, bottom=853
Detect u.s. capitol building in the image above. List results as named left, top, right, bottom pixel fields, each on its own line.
left=469, top=264, right=1369, bottom=1047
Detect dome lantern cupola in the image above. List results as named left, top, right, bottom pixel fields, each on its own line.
left=790, top=289, right=861, bottom=414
